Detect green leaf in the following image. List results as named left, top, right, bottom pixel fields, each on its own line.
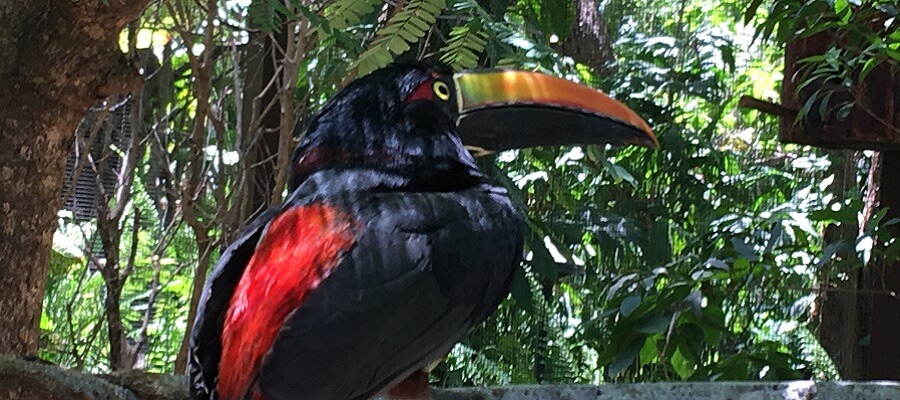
left=639, top=336, right=658, bottom=366
left=731, top=238, right=758, bottom=262
left=816, top=240, right=853, bottom=269
left=636, top=314, right=672, bottom=335
left=671, top=347, right=695, bottom=380
left=355, top=0, right=446, bottom=75
left=743, top=0, right=766, bottom=24
left=733, top=257, right=750, bottom=274
left=328, top=0, right=379, bottom=30
left=509, top=266, right=534, bottom=313
left=834, top=0, right=851, bottom=23
left=606, top=273, right=637, bottom=301
left=809, top=203, right=858, bottom=223
left=440, top=23, right=488, bottom=70
left=620, top=295, right=641, bottom=317
left=607, top=337, right=643, bottom=377
left=818, top=90, right=833, bottom=119
left=859, top=57, right=883, bottom=83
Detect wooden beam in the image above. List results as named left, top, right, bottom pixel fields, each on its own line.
left=737, top=95, right=797, bottom=118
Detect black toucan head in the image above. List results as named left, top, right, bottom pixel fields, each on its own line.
left=289, top=63, right=656, bottom=189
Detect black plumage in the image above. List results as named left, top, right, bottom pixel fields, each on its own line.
left=189, top=61, right=656, bottom=400
left=190, top=63, right=523, bottom=400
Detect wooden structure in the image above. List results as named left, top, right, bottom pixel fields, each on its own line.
left=740, top=22, right=900, bottom=380
left=778, top=31, right=900, bottom=149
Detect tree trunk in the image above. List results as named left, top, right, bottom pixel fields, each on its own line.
left=0, top=0, right=148, bottom=355
left=234, top=27, right=268, bottom=237
left=238, top=9, right=289, bottom=226
left=554, top=0, right=615, bottom=73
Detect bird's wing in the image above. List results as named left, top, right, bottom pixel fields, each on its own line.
left=257, top=188, right=522, bottom=400
left=190, top=202, right=365, bottom=400
left=216, top=203, right=360, bottom=400
left=189, top=208, right=278, bottom=400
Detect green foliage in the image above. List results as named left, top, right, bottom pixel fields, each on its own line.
left=435, top=0, right=871, bottom=384
left=440, top=23, right=488, bottom=70
left=41, top=206, right=200, bottom=371
left=519, top=0, right=575, bottom=40
left=327, top=0, right=380, bottom=30
left=248, top=0, right=285, bottom=32
left=746, top=0, right=900, bottom=123
left=41, top=0, right=882, bottom=385
left=354, top=0, right=447, bottom=75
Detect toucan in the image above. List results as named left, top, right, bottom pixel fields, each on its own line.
left=188, top=62, right=656, bottom=400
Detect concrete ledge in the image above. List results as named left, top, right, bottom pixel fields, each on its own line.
left=433, top=382, right=900, bottom=400
left=2, top=357, right=899, bottom=400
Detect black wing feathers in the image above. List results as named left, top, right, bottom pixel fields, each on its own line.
left=189, top=209, right=279, bottom=400
left=258, top=188, right=521, bottom=400
left=189, top=180, right=522, bottom=400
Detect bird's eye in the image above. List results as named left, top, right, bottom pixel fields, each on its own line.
left=433, top=81, right=451, bottom=101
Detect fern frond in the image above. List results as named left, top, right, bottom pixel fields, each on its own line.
left=444, top=0, right=528, bottom=69
left=248, top=0, right=283, bottom=32
left=496, top=57, right=521, bottom=69
left=440, top=24, right=488, bottom=70
left=449, top=343, right=513, bottom=385
left=353, top=0, right=447, bottom=75
left=354, top=46, right=394, bottom=77
left=327, top=0, right=380, bottom=30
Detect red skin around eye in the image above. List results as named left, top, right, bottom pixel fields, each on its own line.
left=405, top=79, right=434, bottom=103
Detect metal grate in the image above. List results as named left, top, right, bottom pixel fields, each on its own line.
left=60, top=98, right=132, bottom=222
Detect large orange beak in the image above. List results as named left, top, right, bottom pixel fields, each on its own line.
left=453, top=70, right=657, bottom=154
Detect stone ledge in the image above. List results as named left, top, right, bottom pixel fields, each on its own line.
left=434, top=382, right=900, bottom=400
left=2, top=356, right=899, bottom=400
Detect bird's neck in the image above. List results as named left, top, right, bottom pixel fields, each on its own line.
left=292, top=147, right=426, bottom=175
left=290, top=145, right=485, bottom=193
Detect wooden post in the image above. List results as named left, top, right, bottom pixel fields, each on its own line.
left=867, top=151, right=900, bottom=379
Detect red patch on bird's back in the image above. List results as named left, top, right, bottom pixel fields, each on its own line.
left=218, top=204, right=356, bottom=400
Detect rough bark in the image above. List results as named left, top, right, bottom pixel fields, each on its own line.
left=232, top=41, right=270, bottom=240
left=0, top=0, right=149, bottom=355
left=238, top=19, right=289, bottom=225
left=554, top=0, right=615, bottom=73
left=0, top=356, right=139, bottom=400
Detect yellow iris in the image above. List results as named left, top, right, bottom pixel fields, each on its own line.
left=433, top=81, right=451, bottom=101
